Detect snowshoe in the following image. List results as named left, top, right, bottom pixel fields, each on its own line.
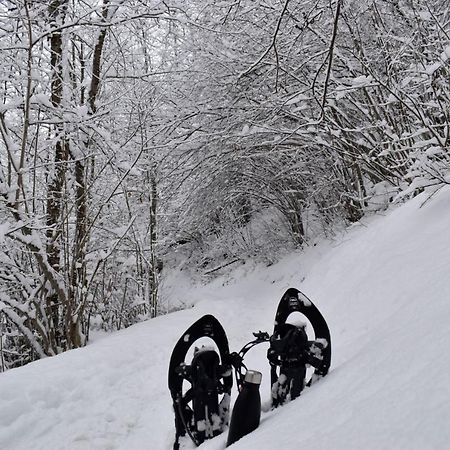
left=268, top=288, right=331, bottom=407
left=168, top=315, right=233, bottom=449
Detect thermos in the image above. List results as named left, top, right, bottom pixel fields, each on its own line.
left=226, top=370, right=262, bottom=446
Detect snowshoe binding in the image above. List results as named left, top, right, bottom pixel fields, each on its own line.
left=168, top=315, right=233, bottom=449
left=268, top=288, right=331, bottom=407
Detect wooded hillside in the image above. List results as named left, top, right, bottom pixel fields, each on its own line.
left=1, top=0, right=449, bottom=369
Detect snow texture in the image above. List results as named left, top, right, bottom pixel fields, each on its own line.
left=1, top=187, right=450, bottom=449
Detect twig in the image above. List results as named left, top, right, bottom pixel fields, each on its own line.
left=204, top=258, right=242, bottom=275
left=318, top=0, right=342, bottom=120
left=238, top=0, right=290, bottom=79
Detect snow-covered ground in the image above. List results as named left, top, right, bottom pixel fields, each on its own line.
left=1, top=186, right=450, bottom=450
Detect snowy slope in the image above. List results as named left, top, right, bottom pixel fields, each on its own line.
left=1, top=187, right=450, bottom=450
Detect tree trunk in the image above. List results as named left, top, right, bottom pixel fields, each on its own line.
left=46, top=0, right=69, bottom=352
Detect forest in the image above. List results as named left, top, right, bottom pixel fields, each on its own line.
left=0, top=0, right=449, bottom=370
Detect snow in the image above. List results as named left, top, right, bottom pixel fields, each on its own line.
left=425, top=45, right=450, bottom=75
left=2, top=187, right=450, bottom=449
left=0, top=222, right=10, bottom=244
left=350, top=75, right=374, bottom=86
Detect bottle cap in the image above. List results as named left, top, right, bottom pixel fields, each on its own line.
left=244, top=370, right=262, bottom=385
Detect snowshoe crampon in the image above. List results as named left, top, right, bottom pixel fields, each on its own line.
left=168, top=315, right=233, bottom=449
left=268, top=288, right=331, bottom=407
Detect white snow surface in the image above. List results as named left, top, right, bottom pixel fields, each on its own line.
left=2, top=187, right=450, bottom=449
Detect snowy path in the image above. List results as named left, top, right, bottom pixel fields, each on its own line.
left=1, top=187, right=450, bottom=449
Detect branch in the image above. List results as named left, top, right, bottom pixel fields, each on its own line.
left=238, top=0, right=290, bottom=79
left=203, top=258, right=242, bottom=275
left=318, top=0, right=342, bottom=120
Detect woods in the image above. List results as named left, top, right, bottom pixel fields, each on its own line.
left=0, top=0, right=449, bottom=370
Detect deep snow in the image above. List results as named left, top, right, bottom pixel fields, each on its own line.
left=1, top=186, right=450, bottom=450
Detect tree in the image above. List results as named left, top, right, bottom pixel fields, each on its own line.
left=0, top=0, right=166, bottom=367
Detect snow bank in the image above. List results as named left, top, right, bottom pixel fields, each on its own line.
left=1, top=187, right=450, bottom=449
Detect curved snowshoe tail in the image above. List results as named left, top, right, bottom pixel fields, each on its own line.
left=269, top=288, right=331, bottom=407
left=168, top=315, right=233, bottom=448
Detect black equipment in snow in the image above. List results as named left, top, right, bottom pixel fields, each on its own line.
left=168, top=314, right=233, bottom=449
left=269, top=288, right=331, bottom=407
left=168, top=288, right=331, bottom=448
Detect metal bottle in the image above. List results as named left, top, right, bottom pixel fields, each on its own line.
left=226, top=370, right=262, bottom=447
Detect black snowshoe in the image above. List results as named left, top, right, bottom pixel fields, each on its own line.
left=268, top=288, right=331, bottom=407
left=168, top=289, right=331, bottom=448
left=168, top=315, right=233, bottom=449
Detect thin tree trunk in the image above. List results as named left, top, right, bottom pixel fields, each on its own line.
left=70, top=0, right=110, bottom=343
left=46, top=0, right=68, bottom=352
